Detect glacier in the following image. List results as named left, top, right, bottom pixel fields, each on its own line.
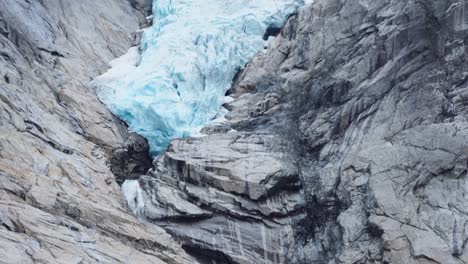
left=94, top=0, right=311, bottom=155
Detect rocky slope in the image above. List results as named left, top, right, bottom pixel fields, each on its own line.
left=0, top=1, right=193, bottom=263
left=130, top=0, right=468, bottom=263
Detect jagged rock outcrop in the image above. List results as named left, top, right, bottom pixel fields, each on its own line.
left=238, top=1, right=468, bottom=262
left=133, top=0, right=468, bottom=263
left=111, top=132, right=152, bottom=184
left=0, top=1, right=193, bottom=263
left=137, top=132, right=304, bottom=263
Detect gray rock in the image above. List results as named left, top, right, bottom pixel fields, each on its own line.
left=134, top=0, right=468, bottom=263
left=0, top=0, right=193, bottom=263
left=135, top=132, right=305, bottom=263
left=2, top=0, right=468, bottom=263
left=235, top=0, right=468, bottom=263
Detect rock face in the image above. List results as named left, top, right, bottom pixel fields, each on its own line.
left=133, top=0, right=468, bottom=263
left=111, top=132, right=152, bottom=185
left=0, top=1, right=193, bottom=263
left=2, top=0, right=468, bottom=263
left=136, top=132, right=304, bottom=263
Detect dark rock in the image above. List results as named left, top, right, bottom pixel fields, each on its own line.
left=128, top=0, right=153, bottom=16
left=111, top=132, right=152, bottom=184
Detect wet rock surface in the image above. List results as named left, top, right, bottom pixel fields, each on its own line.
left=0, top=0, right=192, bottom=263
left=133, top=0, right=468, bottom=263
left=110, top=132, right=152, bottom=184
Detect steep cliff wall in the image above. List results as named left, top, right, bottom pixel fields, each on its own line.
left=2, top=0, right=468, bottom=263
left=133, top=0, right=468, bottom=263
left=0, top=1, right=192, bottom=263
left=236, top=1, right=468, bottom=262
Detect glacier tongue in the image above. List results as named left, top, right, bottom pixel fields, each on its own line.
left=94, top=0, right=311, bottom=155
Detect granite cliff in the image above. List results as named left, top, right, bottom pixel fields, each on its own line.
left=1, top=0, right=468, bottom=264
left=0, top=0, right=191, bottom=263
left=130, top=0, right=468, bottom=263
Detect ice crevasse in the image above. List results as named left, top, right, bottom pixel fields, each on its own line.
left=94, top=0, right=312, bottom=155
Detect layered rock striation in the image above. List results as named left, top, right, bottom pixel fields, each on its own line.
left=0, top=1, right=192, bottom=263
left=132, top=0, right=468, bottom=263
left=2, top=0, right=468, bottom=263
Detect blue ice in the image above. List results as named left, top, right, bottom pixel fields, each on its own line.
left=94, top=0, right=311, bottom=155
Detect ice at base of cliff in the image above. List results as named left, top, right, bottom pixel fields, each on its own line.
left=121, top=180, right=145, bottom=215
left=94, top=0, right=312, bottom=155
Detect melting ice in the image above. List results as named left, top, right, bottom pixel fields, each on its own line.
left=121, top=180, right=145, bottom=215
left=94, top=0, right=311, bottom=155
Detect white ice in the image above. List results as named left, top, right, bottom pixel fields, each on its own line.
left=121, top=180, right=145, bottom=215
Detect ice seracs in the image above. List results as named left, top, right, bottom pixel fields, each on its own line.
left=94, top=0, right=311, bottom=155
